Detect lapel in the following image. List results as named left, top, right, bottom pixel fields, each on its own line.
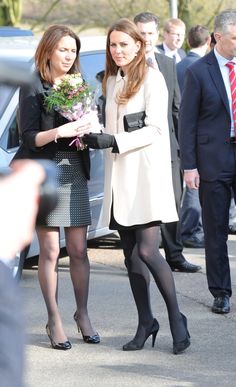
left=205, top=50, right=230, bottom=116
left=154, top=53, right=164, bottom=72
left=106, top=70, right=126, bottom=134
left=154, top=53, right=169, bottom=80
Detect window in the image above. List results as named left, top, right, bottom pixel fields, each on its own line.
left=0, top=85, right=17, bottom=119
left=0, top=108, right=20, bottom=151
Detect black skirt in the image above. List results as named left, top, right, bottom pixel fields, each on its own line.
left=109, top=204, right=161, bottom=231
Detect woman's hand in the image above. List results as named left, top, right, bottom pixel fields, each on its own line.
left=57, top=117, right=91, bottom=139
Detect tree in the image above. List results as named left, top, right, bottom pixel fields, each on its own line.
left=0, top=0, right=22, bottom=26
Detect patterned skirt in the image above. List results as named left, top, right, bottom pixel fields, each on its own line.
left=45, top=151, right=91, bottom=227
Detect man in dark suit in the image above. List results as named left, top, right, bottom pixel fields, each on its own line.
left=134, top=12, right=201, bottom=273
left=177, top=25, right=211, bottom=92
left=176, top=25, right=211, bottom=249
left=157, top=18, right=186, bottom=63
left=179, top=9, right=236, bottom=314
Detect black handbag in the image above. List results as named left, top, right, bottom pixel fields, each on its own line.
left=123, top=111, right=146, bottom=132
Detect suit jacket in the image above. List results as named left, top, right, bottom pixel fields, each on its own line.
left=103, top=67, right=178, bottom=226
left=154, top=52, right=180, bottom=161
left=157, top=43, right=186, bottom=61
left=179, top=49, right=231, bottom=181
left=176, top=51, right=201, bottom=93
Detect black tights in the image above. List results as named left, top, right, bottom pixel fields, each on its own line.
left=119, top=226, right=186, bottom=343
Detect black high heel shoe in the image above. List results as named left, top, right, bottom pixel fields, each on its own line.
left=45, top=324, right=72, bottom=350
left=123, top=318, right=160, bottom=351
left=173, top=313, right=190, bottom=355
left=73, top=312, right=100, bottom=344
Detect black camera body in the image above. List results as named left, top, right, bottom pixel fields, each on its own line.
left=0, top=160, right=58, bottom=226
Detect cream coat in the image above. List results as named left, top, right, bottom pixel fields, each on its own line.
left=102, top=67, right=178, bottom=227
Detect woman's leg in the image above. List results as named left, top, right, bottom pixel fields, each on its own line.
left=136, top=226, right=187, bottom=343
left=65, top=226, right=96, bottom=336
left=37, top=227, right=68, bottom=343
left=119, top=230, right=155, bottom=344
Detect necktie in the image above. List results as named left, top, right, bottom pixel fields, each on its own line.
left=173, top=54, right=177, bottom=64
left=225, top=61, right=236, bottom=135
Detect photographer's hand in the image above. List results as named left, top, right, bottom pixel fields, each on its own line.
left=0, top=160, right=45, bottom=259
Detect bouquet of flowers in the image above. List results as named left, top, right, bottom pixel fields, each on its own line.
left=45, top=73, right=98, bottom=150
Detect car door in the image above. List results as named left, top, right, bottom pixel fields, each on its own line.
left=80, top=50, right=107, bottom=238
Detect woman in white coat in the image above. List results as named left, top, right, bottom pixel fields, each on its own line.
left=83, top=18, right=190, bottom=355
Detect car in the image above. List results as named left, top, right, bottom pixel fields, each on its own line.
left=0, top=34, right=110, bottom=279
left=0, top=26, right=34, bottom=37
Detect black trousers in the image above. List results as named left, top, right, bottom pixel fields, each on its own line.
left=160, top=158, right=185, bottom=265
left=199, top=144, right=236, bottom=297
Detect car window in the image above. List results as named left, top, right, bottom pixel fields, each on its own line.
left=0, top=108, right=20, bottom=150
left=80, top=50, right=105, bottom=88
left=0, top=85, right=17, bottom=118
left=80, top=51, right=105, bottom=124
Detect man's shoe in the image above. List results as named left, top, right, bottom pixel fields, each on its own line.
left=169, top=261, right=201, bottom=273
left=183, top=236, right=205, bottom=248
left=212, top=295, right=230, bottom=314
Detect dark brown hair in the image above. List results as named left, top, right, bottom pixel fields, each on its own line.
left=103, top=18, right=147, bottom=104
left=35, top=24, right=81, bottom=84
left=188, top=25, right=210, bottom=48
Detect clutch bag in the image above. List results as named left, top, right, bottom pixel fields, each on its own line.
left=123, top=111, right=146, bottom=132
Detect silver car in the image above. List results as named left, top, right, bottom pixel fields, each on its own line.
left=0, top=35, right=110, bottom=278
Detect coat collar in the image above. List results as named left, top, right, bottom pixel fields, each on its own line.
left=116, top=68, right=126, bottom=83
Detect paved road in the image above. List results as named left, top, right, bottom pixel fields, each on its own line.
left=20, top=233, right=236, bottom=387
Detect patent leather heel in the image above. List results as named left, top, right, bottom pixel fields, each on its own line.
left=173, top=313, right=190, bottom=355
left=151, top=329, right=158, bottom=347
left=181, top=313, right=190, bottom=338
left=123, top=318, right=160, bottom=351
left=45, top=324, right=71, bottom=350
left=73, top=312, right=100, bottom=344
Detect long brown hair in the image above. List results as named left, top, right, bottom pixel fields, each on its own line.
left=35, top=24, right=81, bottom=84
left=103, top=18, right=147, bottom=105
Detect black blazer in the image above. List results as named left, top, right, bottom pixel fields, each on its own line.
left=154, top=52, right=181, bottom=162
left=179, top=49, right=231, bottom=181
left=157, top=44, right=186, bottom=61
left=13, top=72, right=90, bottom=179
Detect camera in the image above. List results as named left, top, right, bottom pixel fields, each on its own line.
left=0, top=160, right=59, bottom=226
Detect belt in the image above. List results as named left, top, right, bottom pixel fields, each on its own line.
left=229, top=137, right=236, bottom=144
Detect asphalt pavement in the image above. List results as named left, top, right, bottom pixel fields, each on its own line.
left=20, top=233, right=236, bottom=387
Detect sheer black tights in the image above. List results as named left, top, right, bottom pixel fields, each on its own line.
left=119, top=226, right=186, bottom=343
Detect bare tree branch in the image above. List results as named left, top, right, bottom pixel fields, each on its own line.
left=30, top=0, right=61, bottom=30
